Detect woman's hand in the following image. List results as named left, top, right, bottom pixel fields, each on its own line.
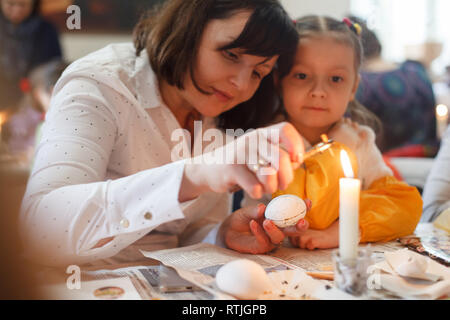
left=180, top=122, right=305, bottom=202
left=289, top=219, right=340, bottom=250
left=221, top=200, right=312, bottom=254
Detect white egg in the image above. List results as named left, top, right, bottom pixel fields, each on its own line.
left=265, top=195, right=307, bottom=228
left=215, top=259, right=272, bottom=299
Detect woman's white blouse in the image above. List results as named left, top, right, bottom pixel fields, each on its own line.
left=20, top=43, right=230, bottom=267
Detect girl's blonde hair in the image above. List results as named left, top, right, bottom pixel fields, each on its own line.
left=278, top=15, right=382, bottom=135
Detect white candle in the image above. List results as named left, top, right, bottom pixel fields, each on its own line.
left=436, top=104, right=449, bottom=140
left=339, top=150, right=361, bottom=261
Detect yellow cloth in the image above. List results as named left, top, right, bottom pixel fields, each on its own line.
left=273, top=142, right=423, bottom=243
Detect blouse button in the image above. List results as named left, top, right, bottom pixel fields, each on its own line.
left=120, top=218, right=130, bottom=228
left=144, top=212, right=153, bottom=220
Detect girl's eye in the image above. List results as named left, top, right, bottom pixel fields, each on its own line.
left=332, top=76, right=343, bottom=83
left=295, top=73, right=307, bottom=80
left=224, top=50, right=239, bottom=61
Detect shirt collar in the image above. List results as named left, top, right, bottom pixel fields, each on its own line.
left=133, top=49, right=165, bottom=110
left=131, top=47, right=217, bottom=130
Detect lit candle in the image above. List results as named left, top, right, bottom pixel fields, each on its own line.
left=436, top=104, right=449, bottom=140
left=339, top=150, right=361, bottom=261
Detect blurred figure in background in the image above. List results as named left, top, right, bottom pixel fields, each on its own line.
left=422, top=126, right=450, bottom=222
left=0, top=0, right=62, bottom=113
left=2, top=59, right=68, bottom=163
left=351, top=16, right=439, bottom=156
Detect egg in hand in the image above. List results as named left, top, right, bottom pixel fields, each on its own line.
left=265, top=195, right=307, bottom=228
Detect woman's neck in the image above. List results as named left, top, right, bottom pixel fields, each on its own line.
left=159, top=80, right=195, bottom=129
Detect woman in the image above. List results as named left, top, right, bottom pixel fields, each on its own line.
left=0, top=0, right=62, bottom=110
left=20, top=0, right=309, bottom=267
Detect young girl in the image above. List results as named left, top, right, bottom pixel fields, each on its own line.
left=272, top=16, right=423, bottom=250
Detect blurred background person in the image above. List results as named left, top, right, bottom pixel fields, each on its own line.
left=350, top=16, right=439, bottom=156
left=0, top=0, right=62, bottom=113
left=422, top=125, right=450, bottom=222
left=2, top=59, right=68, bottom=164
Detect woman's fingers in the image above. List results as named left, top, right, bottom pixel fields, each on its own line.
left=262, top=220, right=285, bottom=244
left=237, top=122, right=305, bottom=195
left=268, top=122, right=305, bottom=163
left=304, top=199, right=312, bottom=210
left=276, top=148, right=294, bottom=190
left=254, top=166, right=278, bottom=195
left=232, top=165, right=264, bottom=199
left=289, top=236, right=299, bottom=247
left=282, top=219, right=309, bottom=236
left=240, top=203, right=266, bottom=222
left=249, top=220, right=273, bottom=251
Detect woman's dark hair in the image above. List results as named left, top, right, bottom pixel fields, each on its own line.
left=278, top=15, right=382, bottom=134
left=133, top=0, right=298, bottom=130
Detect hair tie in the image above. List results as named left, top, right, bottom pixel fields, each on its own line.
left=19, top=78, right=31, bottom=93
left=343, top=17, right=362, bottom=36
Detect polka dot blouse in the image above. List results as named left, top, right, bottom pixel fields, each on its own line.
left=20, top=43, right=229, bottom=266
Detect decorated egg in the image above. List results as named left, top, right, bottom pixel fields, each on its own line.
left=265, top=195, right=307, bottom=228
left=215, top=259, right=272, bottom=299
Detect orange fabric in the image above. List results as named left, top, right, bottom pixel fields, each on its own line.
left=273, top=142, right=422, bottom=243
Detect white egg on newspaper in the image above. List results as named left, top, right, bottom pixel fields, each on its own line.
left=265, top=195, right=307, bottom=228
left=215, top=259, right=273, bottom=299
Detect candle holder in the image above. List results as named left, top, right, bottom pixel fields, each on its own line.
left=332, top=247, right=373, bottom=296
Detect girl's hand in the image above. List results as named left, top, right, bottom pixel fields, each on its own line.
left=328, top=118, right=361, bottom=151
left=220, top=203, right=310, bottom=254
left=289, top=219, right=340, bottom=250
left=180, top=122, right=305, bottom=202
left=328, top=118, right=392, bottom=189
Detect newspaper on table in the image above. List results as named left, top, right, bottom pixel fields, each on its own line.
left=77, top=263, right=214, bottom=300
left=64, top=240, right=402, bottom=300
left=140, top=242, right=389, bottom=300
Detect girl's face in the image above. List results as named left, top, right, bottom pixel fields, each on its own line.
left=1, top=0, right=34, bottom=25
left=280, top=36, right=360, bottom=135
left=172, top=10, right=278, bottom=118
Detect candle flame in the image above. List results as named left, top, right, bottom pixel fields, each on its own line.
left=320, top=134, right=329, bottom=143
left=0, top=112, right=4, bottom=126
left=436, top=104, right=448, bottom=117
left=340, top=150, right=354, bottom=178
